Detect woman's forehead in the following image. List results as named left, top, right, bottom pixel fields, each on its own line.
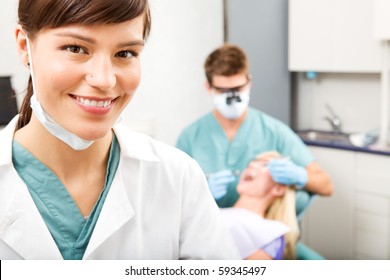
left=34, top=19, right=145, bottom=44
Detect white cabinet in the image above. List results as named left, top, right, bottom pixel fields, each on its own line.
left=289, top=0, right=382, bottom=72
left=301, top=147, right=390, bottom=259
left=374, top=0, right=390, bottom=39
left=301, top=147, right=355, bottom=259
left=354, top=153, right=390, bottom=259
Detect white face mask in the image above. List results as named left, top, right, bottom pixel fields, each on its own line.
left=26, top=36, right=94, bottom=150
left=213, top=90, right=250, bottom=120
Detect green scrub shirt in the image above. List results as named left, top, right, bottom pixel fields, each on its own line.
left=12, top=134, right=120, bottom=260
left=176, top=107, right=314, bottom=207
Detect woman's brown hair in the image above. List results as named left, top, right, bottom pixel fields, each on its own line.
left=17, top=0, right=151, bottom=129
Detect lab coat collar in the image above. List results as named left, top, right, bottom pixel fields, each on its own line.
left=0, top=115, right=61, bottom=258
left=0, top=115, right=18, bottom=166
left=113, top=123, right=160, bottom=162
left=0, top=169, right=63, bottom=259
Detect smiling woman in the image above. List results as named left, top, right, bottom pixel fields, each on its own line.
left=0, top=0, right=240, bottom=260
left=21, top=20, right=146, bottom=144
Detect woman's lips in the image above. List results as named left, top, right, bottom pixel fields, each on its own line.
left=71, top=95, right=118, bottom=115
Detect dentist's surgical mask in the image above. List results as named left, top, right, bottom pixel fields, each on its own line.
left=213, top=90, right=250, bottom=120
left=26, top=36, right=94, bottom=150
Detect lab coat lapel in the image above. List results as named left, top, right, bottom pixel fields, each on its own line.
left=83, top=166, right=134, bottom=258
left=0, top=171, right=63, bottom=259
left=83, top=124, right=160, bottom=258
left=0, top=116, right=62, bottom=259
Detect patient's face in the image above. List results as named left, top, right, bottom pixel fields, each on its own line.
left=236, top=159, right=274, bottom=197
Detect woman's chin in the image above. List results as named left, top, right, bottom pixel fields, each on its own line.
left=73, top=128, right=111, bottom=142
left=236, top=182, right=250, bottom=193
left=63, top=115, right=119, bottom=141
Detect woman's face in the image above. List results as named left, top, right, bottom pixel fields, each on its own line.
left=236, top=159, right=275, bottom=197
left=22, top=16, right=145, bottom=140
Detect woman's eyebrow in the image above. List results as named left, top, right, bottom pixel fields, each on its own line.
left=54, top=32, right=96, bottom=44
left=117, top=40, right=144, bottom=48
left=54, top=31, right=144, bottom=47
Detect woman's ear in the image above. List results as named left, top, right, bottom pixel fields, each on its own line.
left=15, top=25, right=30, bottom=68
left=271, top=184, right=286, bottom=197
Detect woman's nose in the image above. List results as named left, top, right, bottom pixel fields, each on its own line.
left=86, top=57, right=117, bottom=90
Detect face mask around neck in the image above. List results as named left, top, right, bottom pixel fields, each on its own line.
left=26, top=36, right=94, bottom=150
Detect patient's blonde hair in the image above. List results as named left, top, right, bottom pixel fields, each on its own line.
left=255, top=151, right=300, bottom=259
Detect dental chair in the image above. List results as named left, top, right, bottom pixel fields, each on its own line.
left=295, top=191, right=326, bottom=260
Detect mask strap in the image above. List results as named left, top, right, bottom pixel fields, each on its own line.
left=26, top=36, right=38, bottom=98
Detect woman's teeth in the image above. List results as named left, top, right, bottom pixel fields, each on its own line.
left=76, top=97, right=112, bottom=108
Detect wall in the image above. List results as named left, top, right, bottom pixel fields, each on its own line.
left=0, top=0, right=29, bottom=104
left=293, top=73, right=381, bottom=135
left=0, top=0, right=224, bottom=146
left=226, top=0, right=291, bottom=125
left=126, top=0, right=223, bottom=145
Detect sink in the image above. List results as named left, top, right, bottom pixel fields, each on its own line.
left=296, top=130, right=352, bottom=145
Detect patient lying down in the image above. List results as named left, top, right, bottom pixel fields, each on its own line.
left=220, top=151, right=299, bottom=260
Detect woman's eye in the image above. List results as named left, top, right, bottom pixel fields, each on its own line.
left=65, top=45, right=86, bottom=54
left=116, top=51, right=134, bottom=59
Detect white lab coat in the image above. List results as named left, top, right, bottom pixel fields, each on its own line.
left=0, top=116, right=240, bottom=260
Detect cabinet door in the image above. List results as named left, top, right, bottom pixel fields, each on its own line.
left=301, top=147, right=355, bottom=259
left=289, top=0, right=333, bottom=71
left=354, top=153, right=390, bottom=259
left=289, top=0, right=381, bottom=72
left=355, top=204, right=389, bottom=259
left=355, top=153, right=390, bottom=196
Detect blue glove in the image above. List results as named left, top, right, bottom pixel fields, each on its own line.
left=268, top=159, right=307, bottom=188
left=207, top=169, right=235, bottom=200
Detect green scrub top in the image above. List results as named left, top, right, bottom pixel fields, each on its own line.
left=12, top=134, right=120, bottom=260
left=176, top=107, right=314, bottom=207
